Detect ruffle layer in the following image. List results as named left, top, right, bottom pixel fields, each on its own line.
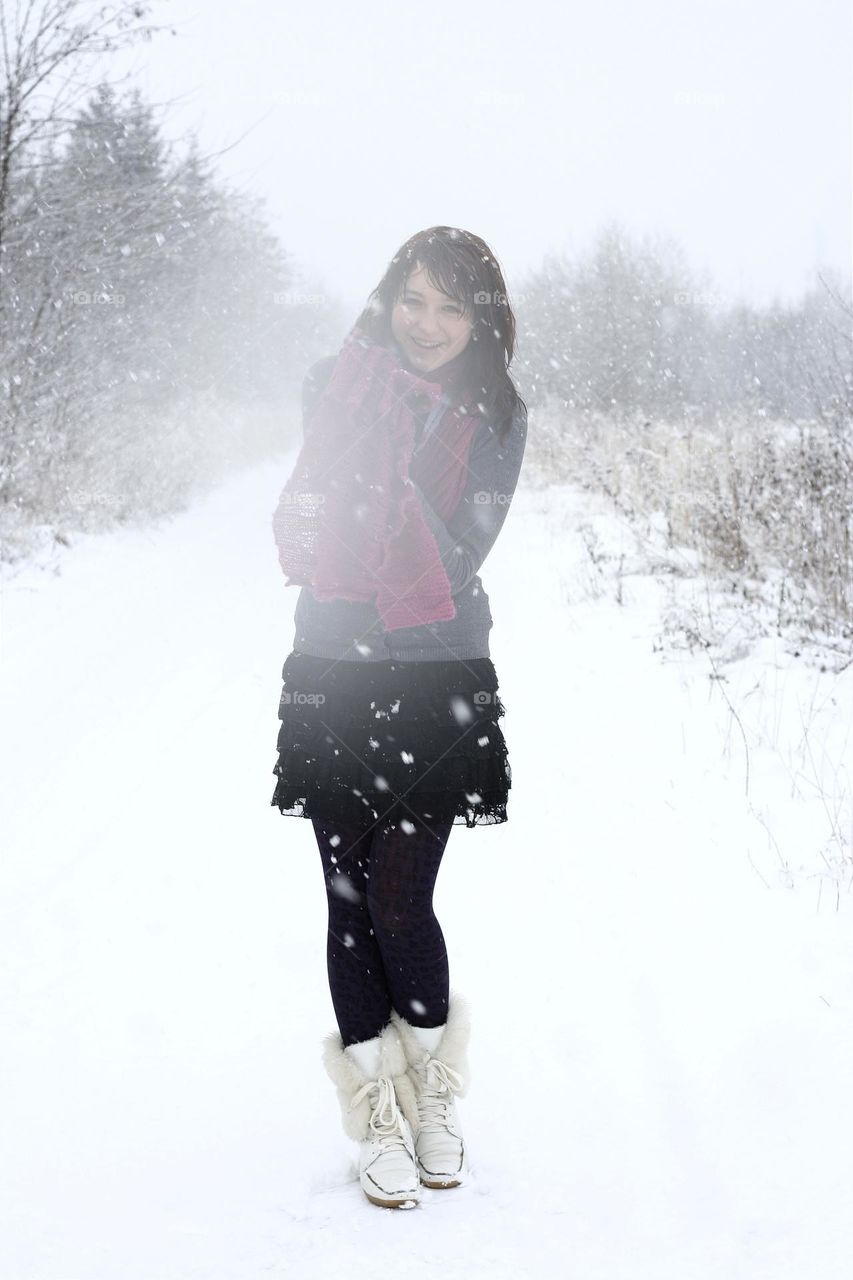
left=270, top=652, right=511, bottom=828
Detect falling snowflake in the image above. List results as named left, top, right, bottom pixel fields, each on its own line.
left=450, top=695, right=474, bottom=726
left=331, top=875, right=360, bottom=903
left=400, top=750, right=415, bottom=764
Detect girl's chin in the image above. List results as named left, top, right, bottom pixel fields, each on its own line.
left=406, top=343, right=449, bottom=368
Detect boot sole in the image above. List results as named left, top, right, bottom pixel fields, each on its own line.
left=419, top=1176, right=462, bottom=1189
left=363, top=1191, right=420, bottom=1209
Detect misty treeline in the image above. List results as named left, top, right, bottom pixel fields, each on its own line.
left=0, top=1, right=339, bottom=557
left=514, top=227, right=853, bottom=644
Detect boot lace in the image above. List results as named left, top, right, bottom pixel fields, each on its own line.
left=349, top=1074, right=409, bottom=1150
left=414, top=1055, right=463, bottom=1130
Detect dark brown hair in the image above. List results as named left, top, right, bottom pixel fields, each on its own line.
left=354, top=225, right=526, bottom=445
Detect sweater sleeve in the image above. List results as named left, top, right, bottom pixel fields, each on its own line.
left=409, top=403, right=528, bottom=595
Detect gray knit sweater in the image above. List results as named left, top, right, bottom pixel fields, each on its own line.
left=290, top=354, right=528, bottom=663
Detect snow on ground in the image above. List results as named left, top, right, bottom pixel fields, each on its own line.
left=1, top=454, right=851, bottom=1280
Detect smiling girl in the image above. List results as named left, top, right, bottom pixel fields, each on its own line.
left=271, top=226, right=528, bottom=1209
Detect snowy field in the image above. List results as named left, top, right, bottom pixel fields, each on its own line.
left=1, top=450, right=852, bottom=1280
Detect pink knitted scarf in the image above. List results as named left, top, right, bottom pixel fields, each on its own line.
left=271, top=324, right=481, bottom=631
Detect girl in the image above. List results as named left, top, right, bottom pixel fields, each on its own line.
left=271, top=226, right=527, bottom=1209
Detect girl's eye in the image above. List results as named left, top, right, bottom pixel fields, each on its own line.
left=402, top=297, right=461, bottom=315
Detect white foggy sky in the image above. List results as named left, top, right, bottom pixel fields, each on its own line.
left=129, top=0, right=851, bottom=318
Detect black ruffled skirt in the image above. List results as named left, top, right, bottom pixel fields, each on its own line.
left=270, top=650, right=512, bottom=828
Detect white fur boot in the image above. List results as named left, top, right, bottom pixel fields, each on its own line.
left=321, top=1019, right=422, bottom=1209
left=391, top=991, right=471, bottom=1189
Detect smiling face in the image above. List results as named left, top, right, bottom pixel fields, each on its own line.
left=390, top=265, right=474, bottom=374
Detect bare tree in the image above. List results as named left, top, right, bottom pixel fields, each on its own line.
left=515, top=221, right=714, bottom=422
left=0, top=0, right=168, bottom=257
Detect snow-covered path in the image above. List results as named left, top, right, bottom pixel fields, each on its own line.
left=1, top=458, right=851, bottom=1280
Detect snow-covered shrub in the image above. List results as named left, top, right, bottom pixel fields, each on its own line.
left=527, top=400, right=853, bottom=642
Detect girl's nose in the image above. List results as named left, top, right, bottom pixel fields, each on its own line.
left=413, top=314, right=443, bottom=338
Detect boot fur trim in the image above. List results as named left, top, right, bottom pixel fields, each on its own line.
left=321, top=1019, right=421, bottom=1143
left=390, top=989, right=472, bottom=1099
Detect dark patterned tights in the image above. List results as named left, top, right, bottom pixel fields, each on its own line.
left=311, top=813, right=454, bottom=1046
